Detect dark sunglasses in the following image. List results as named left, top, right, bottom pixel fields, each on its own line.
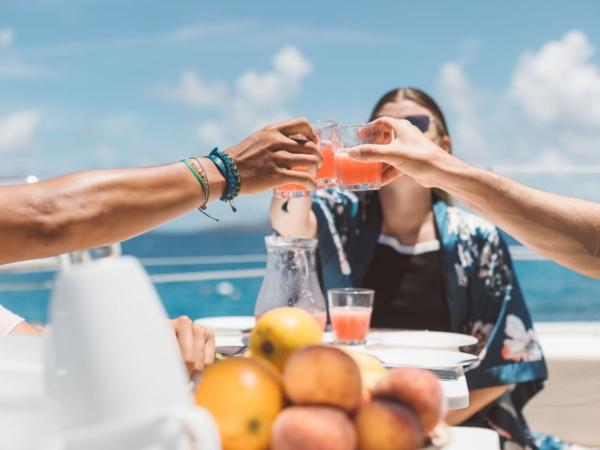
left=403, top=115, right=431, bottom=133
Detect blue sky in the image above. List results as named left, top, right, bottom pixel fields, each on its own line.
left=1, top=0, right=599, bottom=230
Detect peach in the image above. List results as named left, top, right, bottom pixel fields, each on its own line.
left=354, top=399, right=423, bottom=450
left=282, top=345, right=362, bottom=412
left=372, top=368, right=443, bottom=434
left=271, top=406, right=357, bottom=450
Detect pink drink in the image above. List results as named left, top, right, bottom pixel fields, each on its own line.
left=330, top=306, right=372, bottom=344
left=316, top=142, right=336, bottom=187
left=274, top=167, right=314, bottom=198
left=334, top=151, right=381, bottom=191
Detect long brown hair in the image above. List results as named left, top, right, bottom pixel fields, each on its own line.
left=370, top=87, right=452, bottom=203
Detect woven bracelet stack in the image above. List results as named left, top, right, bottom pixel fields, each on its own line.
left=181, top=147, right=241, bottom=219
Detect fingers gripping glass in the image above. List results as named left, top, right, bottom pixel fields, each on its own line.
left=334, top=124, right=383, bottom=191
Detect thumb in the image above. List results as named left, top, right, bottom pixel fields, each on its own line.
left=347, top=144, right=393, bottom=163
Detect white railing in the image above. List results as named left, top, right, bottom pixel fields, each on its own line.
left=0, top=246, right=546, bottom=292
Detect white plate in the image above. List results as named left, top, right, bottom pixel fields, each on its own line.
left=366, top=348, right=479, bottom=369
left=194, top=316, right=255, bottom=332
left=368, top=330, right=478, bottom=350
left=214, top=335, right=247, bottom=348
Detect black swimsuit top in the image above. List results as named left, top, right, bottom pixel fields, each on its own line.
left=363, top=235, right=451, bottom=331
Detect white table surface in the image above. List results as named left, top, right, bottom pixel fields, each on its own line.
left=439, top=372, right=469, bottom=410
left=440, top=427, right=500, bottom=450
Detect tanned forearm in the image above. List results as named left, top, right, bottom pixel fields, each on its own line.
left=0, top=161, right=225, bottom=265
left=349, top=117, right=600, bottom=278
left=270, top=197, right=317, bottom=238
left=431, top=153, right=600, bottom=278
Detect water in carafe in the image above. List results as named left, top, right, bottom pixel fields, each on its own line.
left=254, top=235, right=327, bottom=330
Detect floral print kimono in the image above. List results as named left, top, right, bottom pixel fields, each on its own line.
left=311, top=190, right=552, bottom=450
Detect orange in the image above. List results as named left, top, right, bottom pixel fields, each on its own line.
left=250, top=307, right=323, bottom=371
left=195, top=357, right=284, bottom=450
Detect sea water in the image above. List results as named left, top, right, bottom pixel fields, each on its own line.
left=1, top=229, right=599, bottom=324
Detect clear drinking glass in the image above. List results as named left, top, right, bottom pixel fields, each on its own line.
left=273, top=168, right=315, bottom=198
left=313, top=120, right=339, bottom=189
left=255, top=236, right=327, bottom=330
left=327, top=288, right=374, bottom=345
left=335, top=124, right=383, bottom=191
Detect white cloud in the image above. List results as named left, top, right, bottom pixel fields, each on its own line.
left=196, top=121, right=226, bottom=144
left=0, top=29, right=53, bottom=78
left=0, top=56, right=48, bottom=77
left=185, top=45, right=310, bottom=146
left=0, top=28, right=14, bottom=48
left=155, top=45, right=312, bottom=148
left=169, top=21, right=257, bottom=42
left=236, top=46, right=311, bottom=108
left=0, top=110, right=42, bottom=153
left=30, top=21, right=257, bottom=57
left=93, top=146, right=116, bottom=165
left=97, top=114, right=140, bottom=137
left=150, top=46, right=312, bottom=229
left=509, top=30, right=600, bottom=128
left=437, top=61, right=490, bottom=160
left=152, top=70, right=229, bottom=108
left=154, top=46, right=310, bottom=116
left=437, top=30, right=600, bottom=201
left=217, top=46, right=311, bottom=141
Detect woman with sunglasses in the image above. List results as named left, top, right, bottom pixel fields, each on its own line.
left=270, top=89, right=551, bottom=450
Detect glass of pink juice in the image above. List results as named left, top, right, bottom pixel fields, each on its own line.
left=335, top=124, right=383, bottom=191
left=327, top=288, right=374, bottom=345
left=312, top=120, right=339, bottom=188
left=273, top=167, right=315, bottom=198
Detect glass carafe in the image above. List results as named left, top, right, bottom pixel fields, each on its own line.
left=255, top=235, right=327, bottom=330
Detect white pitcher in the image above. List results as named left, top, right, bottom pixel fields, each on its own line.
left=49, top=406, right=220, bottom=450
left=45, top=255, right=220, bottom=450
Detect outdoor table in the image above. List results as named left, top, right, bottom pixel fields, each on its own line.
left=440, top=426, right=500, bottom=450
left=334, top=343, right=471, bottom=410
left=213, top=331, right=472, bottom=410
left=361, top=328, right=474, bottom=410
left=439, top=367, right=469, bottom=409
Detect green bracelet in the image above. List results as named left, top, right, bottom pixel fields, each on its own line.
left=181, top=159, right=218, bottom=221
left=181, top=159, right=207, bottom=204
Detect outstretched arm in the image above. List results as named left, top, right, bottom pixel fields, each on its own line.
left=270, top=197, right=317, bottom=238
left=0, top=162, right=217, bottom=265
left=0, top=118, right=321, bottom=265
left=434, top=156, right=600, bottom=278
left=348, top=118, right=600, bottom=278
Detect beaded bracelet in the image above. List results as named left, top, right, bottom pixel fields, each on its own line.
left=207, top=147, right=241, bottom=212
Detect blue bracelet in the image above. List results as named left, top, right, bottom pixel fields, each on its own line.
left=207, top=147, right=241, bottom=212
